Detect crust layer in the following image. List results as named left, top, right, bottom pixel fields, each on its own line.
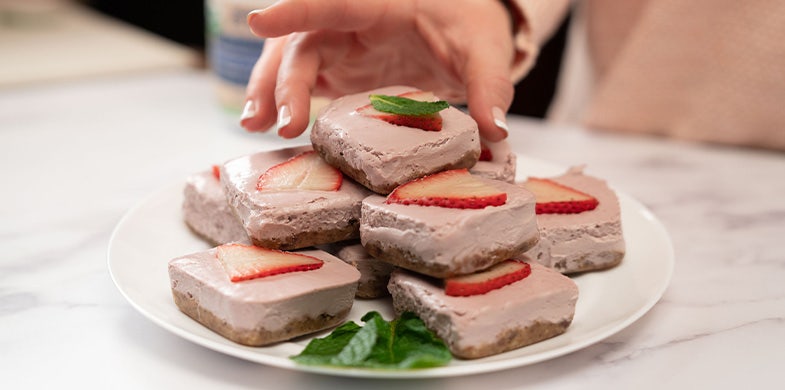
left=172, top=289, right=351, bottom=347
left=248, top=222, right=360, bottom=251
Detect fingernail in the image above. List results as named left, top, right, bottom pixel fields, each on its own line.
left=240, top=100, right=256, bottom=121
left=277, top=105, right=291, bottom=129
left=247, top=3, right=273, bottom=20
left=492, top=107, right=509, bottom=135
left=247, top=10, right=260, bottom=22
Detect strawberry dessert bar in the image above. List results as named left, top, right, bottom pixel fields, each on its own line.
left=169, top=244, right=360, bottom=346
left=469, top=139, right=517, bottom=183
left=321, top=240, right=395, bottom=299
left=388, top=258, right=578, bottom=359
left=220, top=146, right=373, bottom=250
left=361, top=169, right=539, bottom=278
left=310, top=86, right=481, bottom=194
left=182, top=167, right=249, bottom=245
left=523, top=166, right=625, bottom=273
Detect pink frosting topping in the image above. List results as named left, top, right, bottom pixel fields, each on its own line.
left=168, top=248, right=360, bottom=331
left=311, top=86, right=480, bottom=189
left=220, top=146, right=372, bottom=239
left=389, top=261, right=578, bottom=348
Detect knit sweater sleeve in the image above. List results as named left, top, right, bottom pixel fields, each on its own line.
left=506, top=0, right=571, bottom=81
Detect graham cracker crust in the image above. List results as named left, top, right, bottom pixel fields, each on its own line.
left=250, top=223, right=360, bottom=251
left=555, top=250, right=625, bottom=274
left=355, top=276, right=391, bottom=299
left=451, top=320, right=572, bottom=359
left=171, top=289, right=350, bottom=347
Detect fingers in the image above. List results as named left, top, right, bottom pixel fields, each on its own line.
left=462, top=37, right=516, bottom=142
left=247, top=0, right=395, bottom=37
left=465, top=73, right=514, bottom=142
left=241, top=37, right=285, bottom=132
left=273, top=32, right=324, bottom=138
left=242, top=33, right=324, bottom=138
left=245, top=0, right=515, bottom=141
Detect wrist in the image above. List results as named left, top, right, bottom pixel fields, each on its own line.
left=498, top=0, right=524, bottom=34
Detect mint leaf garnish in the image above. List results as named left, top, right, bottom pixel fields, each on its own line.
left=289, top=322, right=361, bottom=365
left=291, top=311, right=452, bottom=369
left=369, top=94, right=449, bottom=116
left=330, top=314, right=378, bottom=365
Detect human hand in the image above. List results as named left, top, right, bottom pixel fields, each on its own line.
left=240, top=0, right=516, bottom=141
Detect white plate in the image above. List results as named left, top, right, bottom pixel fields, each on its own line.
left=108, top=156, right=673, bottom=379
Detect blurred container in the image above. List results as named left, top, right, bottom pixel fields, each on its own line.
left=205, top=0, right=273, bottom=114
left=205, top=0, right=330, bottom=129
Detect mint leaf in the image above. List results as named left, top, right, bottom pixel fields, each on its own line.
left=369, top=94, right=449, bottom=116
left=291, top=311, right=452, bottom=370
left=289, top=321, right=361, bottom=366
left=388, top=312, right=452, bottom=368
left=330, top=314, right=378, bottom=365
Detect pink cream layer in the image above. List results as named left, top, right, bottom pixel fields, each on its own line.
left=470, top=139, right=517, bottom=183
left=168, top=248, right=360, bottom=332
left=360, top=178, right=538, bottom=275
left=388, top=260, right=578, bottom=351
left=183, top=170, right=249, bottom=245
left=311, top=86, right=480, bottom=191
left=332, top=241, right=395, bottom=293
left=220, top=146, right=373, bottom=245
left=524, top=166, right=625, bottom=272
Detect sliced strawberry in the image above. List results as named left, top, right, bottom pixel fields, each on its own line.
left=386, top=169, right=507, bottom=209
left=356, top=91, right=443, bottom=131
left=257, top=151, right=343, bottom=191
left=356, top=105, right=442, bottom=131
left=444, top=260, right=531, bottom=296
left=523, top=177, right=599, bottom=214
left=216, top=243, right=324, bottom=282
left=479, top=142, right=493, bottom=161
left=212, top=165, right=221, bottom=180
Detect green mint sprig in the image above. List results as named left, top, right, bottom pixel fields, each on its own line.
left=291, top=311, right=452, bottom=369
left=369, top=94, right=449, bottom=116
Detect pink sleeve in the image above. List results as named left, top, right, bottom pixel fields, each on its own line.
left=506, top=0, right=572, bottom=81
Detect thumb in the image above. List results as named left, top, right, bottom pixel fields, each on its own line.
left=464, top=62, right=515, bottom=142
left=461, top=30, right=516, bottom=141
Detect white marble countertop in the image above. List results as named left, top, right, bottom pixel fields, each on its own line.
left=2, top=70, right=784, bottom=389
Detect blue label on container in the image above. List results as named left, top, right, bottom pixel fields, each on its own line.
left=210, top=35, right=265, bottom=86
